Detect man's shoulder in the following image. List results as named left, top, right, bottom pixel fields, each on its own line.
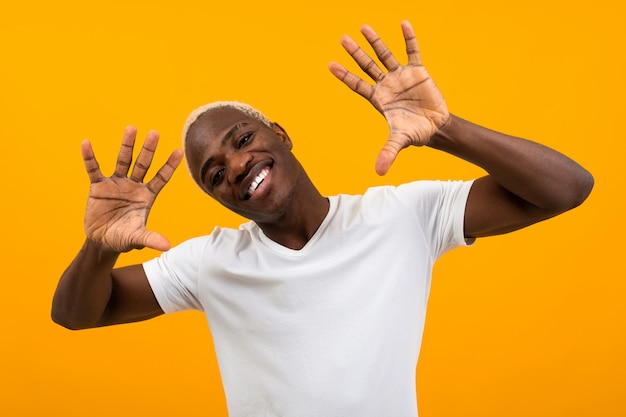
left=168, top=222, right=257, bottom=253
left=333, top=180, right=471, bottom=217
left=205, top=222, right=258, bottom=244
left=337, top=180, right=438, bottom=202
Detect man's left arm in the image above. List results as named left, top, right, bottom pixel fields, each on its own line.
left=429, top=114, right=593, bottom=238
left=329, top=20, right=593, bottom=238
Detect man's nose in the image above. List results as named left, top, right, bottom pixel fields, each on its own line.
left=226, top=152, right=252, bottom=184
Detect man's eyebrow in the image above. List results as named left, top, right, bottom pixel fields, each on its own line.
left=200, top=156, right=214, bottom=183
left=223, top=122, right=250, bottom=144
left=199, top=122, right=251, bottom=183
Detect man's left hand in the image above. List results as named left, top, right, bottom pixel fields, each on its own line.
left=329, top=20, right=449, bottom=175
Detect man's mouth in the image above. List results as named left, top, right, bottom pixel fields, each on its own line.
left=246, top=166, right=270, bottom=198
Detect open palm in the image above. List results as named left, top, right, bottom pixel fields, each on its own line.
left=82, top=127, right=182, bottom=252
left=329, top=20, right=449, bottom=175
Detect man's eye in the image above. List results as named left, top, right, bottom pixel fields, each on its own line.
left=237, top=133, right=252, bottom=149
left=212, top=168, right=224, bottom=186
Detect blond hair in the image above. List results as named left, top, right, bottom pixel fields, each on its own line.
left=182, top=101, right=271, bottom=150
left=181, top=101, right=272, bottom=186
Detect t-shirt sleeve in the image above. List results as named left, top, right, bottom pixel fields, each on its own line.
left=142, top=237, right=206, bottom=314
left=396, top=180, right=474, bottom=260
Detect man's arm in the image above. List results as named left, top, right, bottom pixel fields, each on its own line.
left=430, top=115, right=593, bottom=238
left=52, top=243, right=163, bottom=329
left=329, top=20, right=593, bottom=238
left=51, top=127, right=183, bottom=330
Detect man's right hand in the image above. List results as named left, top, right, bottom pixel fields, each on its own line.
left=82, top=126, right=183, bottom=253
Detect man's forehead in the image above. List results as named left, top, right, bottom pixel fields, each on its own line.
left=186, top=108, right=260, bottom=170
left=187, top=114, right=245, bottom=158
left=192, top=107, right=253, bottom=138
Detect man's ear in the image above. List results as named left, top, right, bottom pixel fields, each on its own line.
left=271, top=122, right=293, bottom=150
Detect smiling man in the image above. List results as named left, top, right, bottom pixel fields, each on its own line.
left=52, top=21, right=593, bottom=417
left=183, top=103, right=329, bottom=250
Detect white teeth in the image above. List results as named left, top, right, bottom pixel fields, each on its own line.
left=247, top=167, right=269, bottom=196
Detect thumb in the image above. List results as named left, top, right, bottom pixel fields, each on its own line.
left=142, top=231, right=172, bottom=252
left=375, top=148, right=397, bottom=176
left=375, top=133, right=408, bottom=175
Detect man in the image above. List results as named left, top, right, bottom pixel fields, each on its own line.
left=52, top=20, right=593, bottom=417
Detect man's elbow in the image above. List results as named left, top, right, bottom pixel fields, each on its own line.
left=51, top=313, right=78, bottom=330
left=50, top=304, right=100, bottom=331
left=551, top=168, right=594, bottom=214
left=51, top=310, right=85, bottom=331
left=567, top=169, right=594, bottom=210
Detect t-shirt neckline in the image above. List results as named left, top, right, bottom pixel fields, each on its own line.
left=254, top=196, right=338, bottom=256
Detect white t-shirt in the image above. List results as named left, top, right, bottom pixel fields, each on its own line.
left=144, top=180, right=473, bottom=417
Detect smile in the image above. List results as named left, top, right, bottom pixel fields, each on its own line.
left=247, top=166, right=270, bottom=197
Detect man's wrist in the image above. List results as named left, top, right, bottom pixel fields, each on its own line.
left=82, top=238, right=122, bottom=262
left=428, top=113, right=457, bottom=149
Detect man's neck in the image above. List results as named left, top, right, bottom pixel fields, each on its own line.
left=256, top=192, right=330, bottom=250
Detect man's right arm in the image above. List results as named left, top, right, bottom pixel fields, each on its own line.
left=52, top=241, right=163, bottom=329
left=51, top=127, right=182, bottom=330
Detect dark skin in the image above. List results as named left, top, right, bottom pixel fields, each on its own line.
left=52, top=20, right=593, bottom=330
left=185, top=108, right=330, bottom=250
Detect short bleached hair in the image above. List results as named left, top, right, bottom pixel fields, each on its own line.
left=182, top=101, right=272, bottom=151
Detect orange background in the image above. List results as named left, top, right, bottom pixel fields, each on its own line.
left=1, top=1, right=624, bottom=416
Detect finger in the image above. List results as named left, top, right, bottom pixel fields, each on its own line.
left=81, top=139, right=104, bottom=183
left=114, top=126, right=137, bottom=178
left=375, top=134, right=408, bottom=175
left=375, top=149, right=397, bottom=176
left=360, top=24, right=400, bottom=72
left=328, top=61, right=375, bottom=100
left=339, top=35, right=386, bottom=82
left=130, top=130, right=159, bottom=182
left=401, top=20, right=422, bottom=66
left=142, top=230, right=172, bottom=252
left=146, top=148, right=184, bottom=196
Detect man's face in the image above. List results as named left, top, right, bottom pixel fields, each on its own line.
left=185, top=107, right=302, bottom=223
